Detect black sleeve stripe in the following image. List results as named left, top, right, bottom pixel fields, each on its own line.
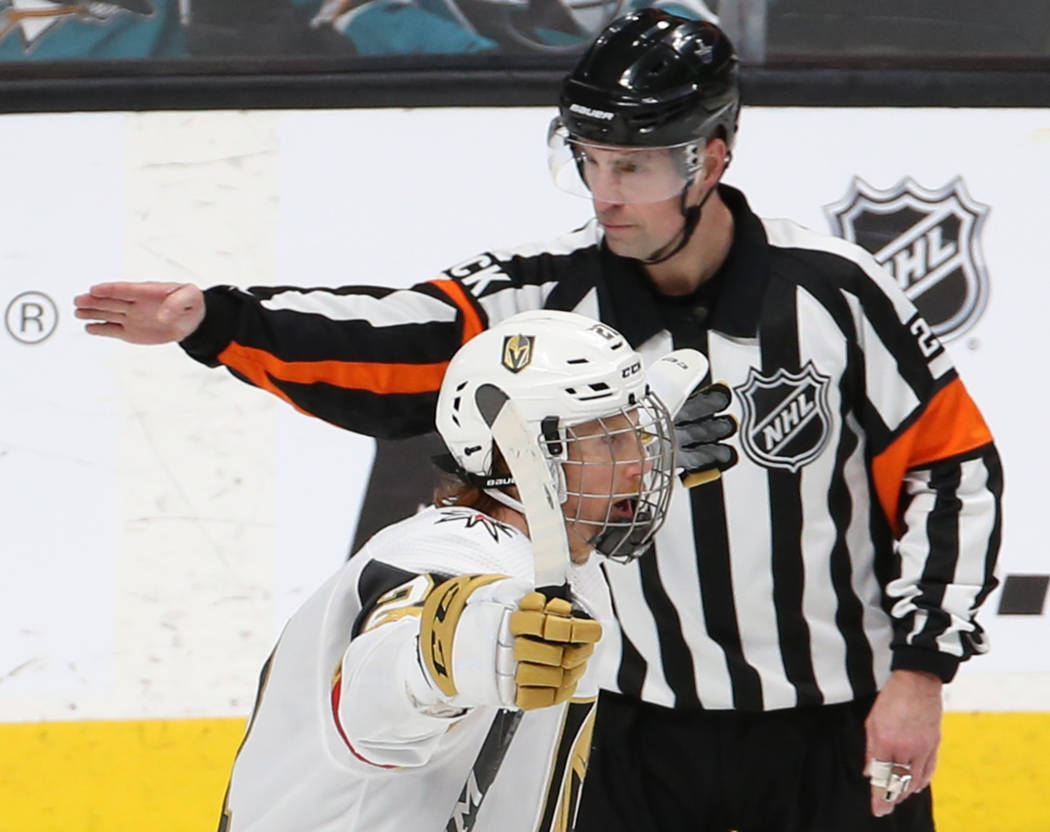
left=269, top=381, right=440, bottom=439
left=974, top=447, right=1004, bottom=610
left=247, top=284, right=396, bottom=300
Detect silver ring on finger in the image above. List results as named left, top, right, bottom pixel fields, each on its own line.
left=869, top=760, right=913, bottom=802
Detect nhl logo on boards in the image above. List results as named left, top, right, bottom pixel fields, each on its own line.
left=501, top=334, right=534, bottom=373
left=736, top=363, right=832, bottom=473
left=825, top=177, right=990, bottom=341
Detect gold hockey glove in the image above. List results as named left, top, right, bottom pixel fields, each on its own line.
left=509, top=592, right=603, bottom=711
left=416, top=576, right=601, bottom=711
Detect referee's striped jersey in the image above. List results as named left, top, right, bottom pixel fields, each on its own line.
left=182, top=185, right=1002, bottom=713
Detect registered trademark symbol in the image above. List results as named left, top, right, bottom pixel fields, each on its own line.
left=5, top=291, right=59, bottom=344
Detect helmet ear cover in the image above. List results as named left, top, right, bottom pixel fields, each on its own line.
left=433, top=414, right=565, bottom=491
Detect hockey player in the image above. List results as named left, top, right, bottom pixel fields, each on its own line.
left=217, top=310, right=683, bottom=832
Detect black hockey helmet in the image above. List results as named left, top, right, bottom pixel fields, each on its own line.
left=557, top=9, right=740, bottom=149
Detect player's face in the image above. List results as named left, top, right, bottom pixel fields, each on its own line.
left=561, top=410, right=649, bottom=559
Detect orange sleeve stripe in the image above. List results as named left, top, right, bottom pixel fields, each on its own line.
left=217, top=283, right=483, bottom=411
left=429, top=279, right=485, bottom=344
left=217, top=342, right=449, bottom=402
left=871, top=377, right=994, bottom=536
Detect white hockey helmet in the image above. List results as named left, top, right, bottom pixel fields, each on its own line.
left=436, top=309, right=676, bottom=561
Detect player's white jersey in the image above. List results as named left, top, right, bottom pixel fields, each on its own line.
left=219, top=504, right=614, bottom=832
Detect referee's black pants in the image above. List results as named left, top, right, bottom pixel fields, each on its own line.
left=574, top=690, right=935, bottom=832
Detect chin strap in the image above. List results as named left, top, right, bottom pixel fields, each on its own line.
left=640, top=183, right=717, bottom=266
left=482, top=486, right=526, bottom=514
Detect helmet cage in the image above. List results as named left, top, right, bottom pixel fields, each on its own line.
left=559, top=398, right=676, bottom=562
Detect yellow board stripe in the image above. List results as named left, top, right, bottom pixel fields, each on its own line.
left=0, top=712, right=1047, bottom=831
left=0, top=717, right=246, bottom=832
left=936, top=711, right=1050, bottom=831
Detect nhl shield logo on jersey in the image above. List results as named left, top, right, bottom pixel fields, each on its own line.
left=501, top=334, right=534, bottom=373
left=825, top=176, right=990, bottom=340
left=736, top=363, right=832, bottom=473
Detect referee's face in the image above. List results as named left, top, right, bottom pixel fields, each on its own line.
left=591, top=136, right=724, bottom=265
left=561, top=411, right=647, bottom=558
left=594, top=171, right=708, bottom=262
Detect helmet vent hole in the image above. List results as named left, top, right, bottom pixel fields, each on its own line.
left=563, top=381, right=615, bottom=402
left=567, top=357, right=590, bottom=365
left=627, top=99, right=692, bottom=133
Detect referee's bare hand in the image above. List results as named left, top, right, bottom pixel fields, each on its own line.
left=74, top=282, right=205, bottom=345
left=864, top=669, right=943, bottom=817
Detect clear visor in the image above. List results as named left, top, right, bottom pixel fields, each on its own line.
left=547, top=117, right=705, bottom=205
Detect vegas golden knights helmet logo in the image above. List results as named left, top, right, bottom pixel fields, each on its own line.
left=501, top=334, right=534, bottom=373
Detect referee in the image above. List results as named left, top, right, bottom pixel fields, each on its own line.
left=75, top=11, right=1002, bottom=832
